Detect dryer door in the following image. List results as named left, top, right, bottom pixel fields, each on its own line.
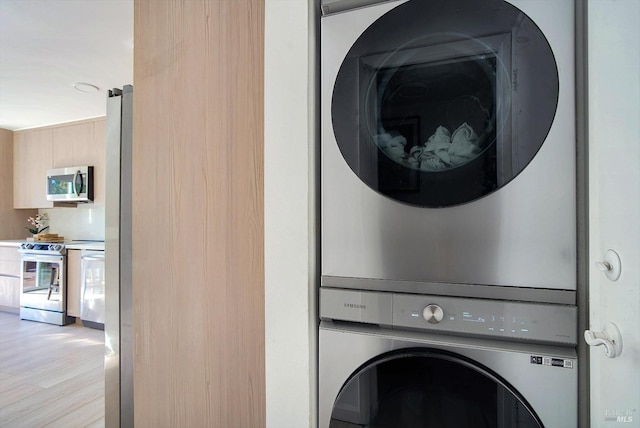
left=331, top=0, right=558, bottom=207
left=330, top=349, right=543, bottom=427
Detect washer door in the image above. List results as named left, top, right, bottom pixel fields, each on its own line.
left=331, top=0, right=558, bottom=207
left=330, top=349, right=543, bottom=427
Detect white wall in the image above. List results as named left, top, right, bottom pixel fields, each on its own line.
left=41, top=206, right=105, bottom=241
left=587, top=0, right=640, bottom=425
left=264, top=1, right=318, bottom=427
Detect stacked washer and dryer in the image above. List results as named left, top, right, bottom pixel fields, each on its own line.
left=319, top=0, right=578, bottom=427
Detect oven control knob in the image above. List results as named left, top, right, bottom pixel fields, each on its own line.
left=423, top=304, right=444, bottom=324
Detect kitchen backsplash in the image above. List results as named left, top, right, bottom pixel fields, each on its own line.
left=40, top=206, right=105, bottom=241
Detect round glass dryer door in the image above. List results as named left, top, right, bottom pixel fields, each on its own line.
left=329, top=350, right=543, bottom=428
left=331, top=0, right=559, bottom=207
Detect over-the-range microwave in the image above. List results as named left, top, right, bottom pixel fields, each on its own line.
left=46, top=166, right=94, bottom=203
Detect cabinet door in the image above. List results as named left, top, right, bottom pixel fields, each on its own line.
left=12, top=132, right=29, bottom=208
left=13, top=129, right=54, bottom=208
left=0, top=276, right=19, bottom=309
left=0, top=247, right=21, bottom=309
left=51, top=119, right=106, bottom=206
left=66, top=249, right=82, bottom=317
left=92, top=119, right=107, bottom=206
left=53, top=121, right=93, bottom=168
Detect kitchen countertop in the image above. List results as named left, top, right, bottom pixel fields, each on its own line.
left=0, top=240, right=104, bottom=251
left=65, top=241, right=105, bottom=251
left=0, top=240, right=23, bottom=247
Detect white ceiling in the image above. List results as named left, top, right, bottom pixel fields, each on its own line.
left=0, top=0, right=133, bottom=131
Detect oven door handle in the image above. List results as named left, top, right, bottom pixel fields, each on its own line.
left=20, top=254, right=64, bottom=263
left=0, top=273, right=20, bottom=279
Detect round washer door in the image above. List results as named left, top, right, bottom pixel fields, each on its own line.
left=329, top=349, right=543, bottom=428
left=331, top=0, right=558, bottom=207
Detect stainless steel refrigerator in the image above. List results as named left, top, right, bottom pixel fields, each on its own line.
left=105, top=85, right=134, bottom=428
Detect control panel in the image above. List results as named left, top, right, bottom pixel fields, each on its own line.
left=320, top=288, right=578, bottom=346
left=18, top=242, right=66, bottom=255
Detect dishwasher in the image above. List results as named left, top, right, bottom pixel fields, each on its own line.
left=80, top=249, right=105, bottom=329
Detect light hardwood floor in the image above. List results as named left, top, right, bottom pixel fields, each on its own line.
left=0, top=311, right=105, bottom=427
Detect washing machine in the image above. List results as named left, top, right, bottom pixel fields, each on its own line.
left=319, top=288, right=578, bottom=427
left=321, top=0, right=576, bottom=303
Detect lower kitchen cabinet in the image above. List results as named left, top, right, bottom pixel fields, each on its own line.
left=66, top=249, right=82, bottom=318
left=0, top=246, right=21, bottom=311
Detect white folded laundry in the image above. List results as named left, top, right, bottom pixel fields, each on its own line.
left=449, top=123, right=481, bottom=165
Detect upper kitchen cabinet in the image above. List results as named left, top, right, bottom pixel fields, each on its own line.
left=52, top=120, right=94, bottom=167
left=14, top=118, right=107, bottom=208
left=52, top=118, right=106, bottom=205
left=13, top=128, right=54, bottom=209
left=91, top=119, right=106, bottom=206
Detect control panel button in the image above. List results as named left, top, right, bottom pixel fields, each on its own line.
left=423, top=304, right=444, bottom=324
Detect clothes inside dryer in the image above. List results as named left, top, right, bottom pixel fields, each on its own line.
left=330, top=350, right=541, bottom=428
left=330, top=0, right=559, bottom=208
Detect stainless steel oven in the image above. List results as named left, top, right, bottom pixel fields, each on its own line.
left=18, top=242, right=73, bottom=325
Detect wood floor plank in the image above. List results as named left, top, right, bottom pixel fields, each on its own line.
left=43, top=396, right=104, bottom=428
left=0, top=377, right=44, bottom=407
left=0, top=311, right=105, bottom=428
left=84, top=416, right=105, bottom=428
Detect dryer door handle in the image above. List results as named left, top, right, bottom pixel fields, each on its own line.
left=584, top=322, right=623, bottom=358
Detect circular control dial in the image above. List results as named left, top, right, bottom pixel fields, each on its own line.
left=423, top=304, right=444, bottom=324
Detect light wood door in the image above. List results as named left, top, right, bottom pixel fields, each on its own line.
left=133, top=1, right=265, bottom=426
left=13, top=128, right=53, bottom=209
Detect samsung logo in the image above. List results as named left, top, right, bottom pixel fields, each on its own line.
left=344, top=303, right=366, bottom=310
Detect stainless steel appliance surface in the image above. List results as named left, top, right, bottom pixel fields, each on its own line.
left=319, top=288, right=578, bottom=427
left=105, top=85, right=134, bottom=426
left=321, top=0, right=576, bottom=302
left=18, top=242, right=73, bottom=325
left=46, top=166, right=94, bottom=203
left=80, top=249, right=105, bottom=330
